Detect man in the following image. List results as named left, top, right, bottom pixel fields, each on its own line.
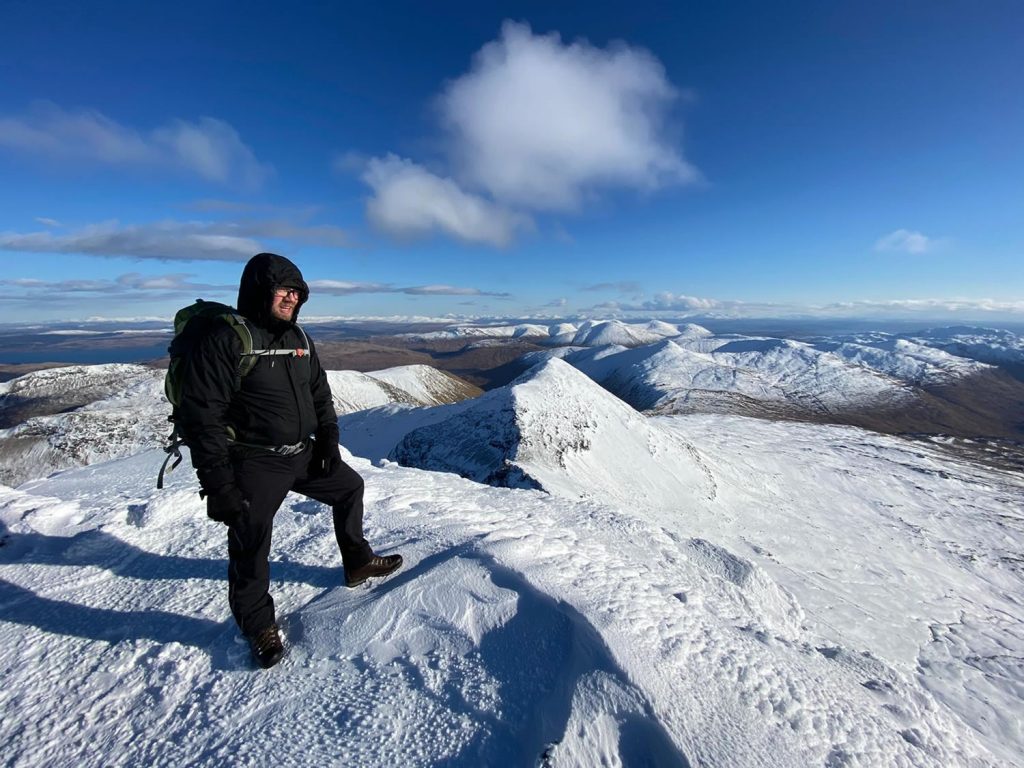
left=178, top=252, right=402, bottom=669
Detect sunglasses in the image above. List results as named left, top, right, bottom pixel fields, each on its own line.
left=273, top=287, right=302, bottom=299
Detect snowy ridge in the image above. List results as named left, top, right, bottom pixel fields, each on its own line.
left=822, top=338, right=992, bottom=386
left=1, top=412, right=1021, bottom=766
left=404, top=320, right=712, bottom=348
left=899, top=326, right=1024, bottom=368
left=365, top=364, right=481, bottom=406
left=390, top=358, right=716, bottom=511
left=0, top=365, right=169, bottom=487
left=0, top=363, right=479, bottom=487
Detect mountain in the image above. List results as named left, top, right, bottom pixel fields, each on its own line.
left=1, top=407, right=1020, bottom=765
left=325, top=366, right=481, bottom=416
left=389, top=358, right=716, bottom=511
left=403, top=320, right=713, bottom=349
left=513, top=330, right=1024, bottom=438
left=0, top=365, right=169, bottom=487
left=0, top=363, right=480, bottom=487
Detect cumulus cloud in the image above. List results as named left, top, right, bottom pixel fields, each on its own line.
left=354, top=22, right=695, bottom=247
left=874, top=229, right=932, bottom=254
left=631, top=292, right=724, bottom=312
left=439, top=21, right=697, bottom=210
left=0, top=218, right=350, bottom=261
left=0, top=102, right=271, bottom=188
left=362, top=154, right=529, bottom=246
left=309, top=278, right=510, bottom=297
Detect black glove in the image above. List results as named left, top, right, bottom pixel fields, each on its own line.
left=310, top=428, right=341, bottom=478
left=205, top=484, right=248, bottom=526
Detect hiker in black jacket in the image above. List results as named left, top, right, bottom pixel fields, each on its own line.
left=178, top=252, right=402, bottom=668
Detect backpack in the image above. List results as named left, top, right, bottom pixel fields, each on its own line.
left=157, top=298, right=309, bottom=488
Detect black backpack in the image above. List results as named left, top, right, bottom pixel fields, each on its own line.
left=157, top=299, right=309, bottom=488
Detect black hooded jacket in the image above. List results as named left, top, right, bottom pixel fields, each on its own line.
left=178, top=253, right=338, bottom=492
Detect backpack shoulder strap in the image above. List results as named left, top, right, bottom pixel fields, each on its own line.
left=294, top=323, right=311, bottom=359
left=222, top=313, right=259, bottom=378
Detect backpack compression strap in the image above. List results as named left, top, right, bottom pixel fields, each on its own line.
left=241, top=323, right=311, bottom=366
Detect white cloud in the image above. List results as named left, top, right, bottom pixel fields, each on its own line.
left=818, top=298, right=1024, bottom=315
left=309, top=278, right=510, bottom=297
left=588, top=293, right=1024, bottom=318
left=874, top=229, right=932, bottom=254
left=362, top=154, right=529, bottom=246
left=34, top=217, right=61, bottom=228
left=0, top=218, right=350, bottom=261
left=439, top=21, right=697, bottom=210
left=0, top=102, right=271, bottom=188
left=634, top=292, right=724, bottom=312
left=0, top=221, right=258, bottom=261
left=0, top=273, right=232, bottom=298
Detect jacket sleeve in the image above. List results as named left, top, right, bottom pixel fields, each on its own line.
left=308, top=335, right=339, bottom=440
left=177, top=326, right=239, bottom=492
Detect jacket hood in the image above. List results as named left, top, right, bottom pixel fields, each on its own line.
left=237, top=252, right=310, bottom=328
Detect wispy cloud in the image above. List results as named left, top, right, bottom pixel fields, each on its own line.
left=309, top=278, right=510, bottom=297
left=584, top=293, right=1024, bottom=318
left=439, top=22, right=696, bottom=210
left=583, top=281, right=643, bottom=294
left=0, top=218, right=350, bottom=261
left=817, top=298, right=1024, bottom=315
left=0, top=102, right=272, bottom=188
left=34, top=217, right=61, bottom=228
left=874, top=229, right=933, bottom=254
left=361, top=155, right=529, bottom=246
left=355, top=21, right=695, bottom=246
left=0, top=272, right=233, bottom=302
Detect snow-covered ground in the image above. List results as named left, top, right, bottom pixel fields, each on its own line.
left=1, top=324, right=1022, bottom=766
left=2, top=409, right=1022, bottom=765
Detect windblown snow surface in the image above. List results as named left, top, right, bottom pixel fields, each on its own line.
left=2, top=359, right=1023, bottom=765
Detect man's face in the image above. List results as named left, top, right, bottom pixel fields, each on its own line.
left=270, top=287, right=300, bottom=322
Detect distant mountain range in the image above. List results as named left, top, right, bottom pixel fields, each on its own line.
left=1, top=322, right=1021, bottom=489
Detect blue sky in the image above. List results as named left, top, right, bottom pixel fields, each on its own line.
left=1, top=0, right=1021, bottom=324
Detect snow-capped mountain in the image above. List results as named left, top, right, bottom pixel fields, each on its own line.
left=900, top=325, right=1024, bottom=369
left=1, top=406, right=1020, bottom=765
left=389, top=358, right=716, bottom=511
left=0, top=364, right=165, bottom=427
left=510, top=328, right=1024, bottom=438
left=404, top=320, right=709, bottom=348
left=325, top=365, right=481, bottom=416
left=815, top=338, right=992, bottom=386
left=0, top=365, right=169, bottom=487
left=0, top=363, right=480, bottom=487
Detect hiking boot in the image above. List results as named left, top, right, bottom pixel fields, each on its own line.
left=249, top=623, right=285, bottom=669
left=345, top=553, right=403, bottom=588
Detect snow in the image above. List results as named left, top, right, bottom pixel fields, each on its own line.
left=2, top=410, right=1020, bottom=766
left=388, top=358, right=715, bottom=510
left=365, top=365, right=479, bottom=406
left=1, top=325, right=1022, bottom=766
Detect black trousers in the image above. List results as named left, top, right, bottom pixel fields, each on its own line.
left=226, top=446, right=373, bottom=636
